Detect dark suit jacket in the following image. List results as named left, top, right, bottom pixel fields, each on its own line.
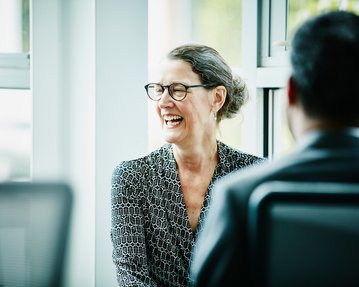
left=189, top=129, right=359, bottom=287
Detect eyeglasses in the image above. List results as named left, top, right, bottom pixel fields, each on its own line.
left=144, top=82, right=220, bottom=101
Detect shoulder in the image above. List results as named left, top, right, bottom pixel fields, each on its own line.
left=112, top=144, right=172, bottom=183
left=218, top=141, right=266, bottom=168
left=214, top=153, right=299, bottom=203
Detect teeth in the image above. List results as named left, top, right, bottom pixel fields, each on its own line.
left=163, top=114, right=183, bottom=127
left=166, top=120, right=181, bottom=127
left=163, top=115, right=182, bottom=121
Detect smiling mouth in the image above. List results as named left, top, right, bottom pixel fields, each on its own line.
left=163, top=115, right=183, bottom=127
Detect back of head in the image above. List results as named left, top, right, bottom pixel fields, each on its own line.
left=291, top=11, right=359, bottom=125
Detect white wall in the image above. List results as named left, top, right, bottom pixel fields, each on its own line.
left=31, top=0, right=148, bottom=286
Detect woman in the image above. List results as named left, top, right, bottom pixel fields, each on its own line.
left=111, top=44, right=264, bottom=286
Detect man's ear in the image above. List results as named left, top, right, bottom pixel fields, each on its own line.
left=287, top=76, right=297, bottom=106
left=212, top=85, right=227, bottom=111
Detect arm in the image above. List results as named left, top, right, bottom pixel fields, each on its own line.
left=111, top=161, right=158, bottom=287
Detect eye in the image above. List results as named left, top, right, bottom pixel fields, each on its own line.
left=171, top=83, right=186, bottom=93
left=154, top=87, right=163, bottom=94
left=149, top=84, right=163, bottom=94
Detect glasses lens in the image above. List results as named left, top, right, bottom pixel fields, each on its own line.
left=169, top=83, right=187, bottom=101
left=147, top=84, right=163, bottom=100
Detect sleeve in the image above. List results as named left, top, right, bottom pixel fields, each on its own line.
left=189, top=179, right=247, bottom=287
left=111, top=161, right=158, bottom=287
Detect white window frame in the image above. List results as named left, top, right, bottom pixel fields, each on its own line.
left=0, top=53, right=29, bottom=89
left=242, top=0, right=291, bottom=159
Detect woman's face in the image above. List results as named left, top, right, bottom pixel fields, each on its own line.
left=155, top=59, right=216, bottom=147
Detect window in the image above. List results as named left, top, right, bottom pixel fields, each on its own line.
left=259, top=0, right=359, bottom=159
left=0, top=0, right=31, bottom=181
left=263, top=88, right=294, bottom=159
left=192, top=0, right=243, bottom=67
left=288, top=0, right=359, bottom=40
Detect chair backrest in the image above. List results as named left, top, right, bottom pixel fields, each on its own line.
left=248, top=181, right=359, bottom=287
left=0, top=182, right=73, bottom=287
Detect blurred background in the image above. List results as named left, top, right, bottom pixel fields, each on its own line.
left=1, top=0, right=358, bottom=286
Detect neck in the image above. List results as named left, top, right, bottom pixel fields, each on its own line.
left=173, top=140, right=218, bottom=172
left=293, top=114, right=356, bottom=139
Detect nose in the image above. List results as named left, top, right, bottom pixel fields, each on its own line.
left=158, top=87, right=174, bottom=108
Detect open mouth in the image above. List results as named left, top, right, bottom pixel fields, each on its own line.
left=163, top=115, right=183, bottom=127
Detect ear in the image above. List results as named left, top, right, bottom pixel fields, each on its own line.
left=287, top=76, right=297, bottom=106
left=211, top=85, right=227, bottom=112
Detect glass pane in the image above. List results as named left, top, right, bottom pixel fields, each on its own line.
left=192, top=0, right=242, bottom=67
left=192, top=0, right=244, bottom=149
left=288, top=0, right=359, bottom=42
left=272, top=88, right=294, bottom=159
left=22, top=0, right=30, bottom=52
left=0, top=89, right=31, bottom=181
left=0, top=0, right=29, bottom=53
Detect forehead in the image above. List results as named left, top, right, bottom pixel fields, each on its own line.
left=157, top=59, right=200, bottom=83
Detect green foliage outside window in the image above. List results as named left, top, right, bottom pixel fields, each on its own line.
left=192, top=0, right=242, bottom=67
left=288, top=0, right=359, bottom=41
left=22, top=0, right=30, bottom=52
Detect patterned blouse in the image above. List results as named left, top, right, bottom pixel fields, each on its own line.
left=111, top=141, right=264, bottom=287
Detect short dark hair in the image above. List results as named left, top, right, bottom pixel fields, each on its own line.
left=291, top=11, right=359, bottom=124
left=167, top=44, right=248, bottom=123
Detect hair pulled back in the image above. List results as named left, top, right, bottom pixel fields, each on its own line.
left=167, top=44, right=248, bottom=123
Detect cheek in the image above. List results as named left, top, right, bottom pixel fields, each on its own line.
left=188, top=106, right=211, bottom=126
left=194, top=99, right=212, bottom=118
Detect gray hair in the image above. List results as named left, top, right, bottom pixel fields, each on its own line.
left=167, top=44, right=248, bottom=123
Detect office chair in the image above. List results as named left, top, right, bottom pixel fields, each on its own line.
left=248, top=181, right=359, bottom=287
left=0, top=182, right=73, bottom=287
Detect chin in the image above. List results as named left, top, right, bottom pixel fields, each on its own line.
left=163, top=132, right=186, bottom=145
left=161, top=126, right=184, bottom=143
left=163, top=136, right=179, bottom=144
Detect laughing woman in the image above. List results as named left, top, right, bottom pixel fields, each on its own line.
left=111, top=44, right=264, bottom=287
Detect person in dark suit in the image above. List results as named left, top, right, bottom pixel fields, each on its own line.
left=189, top=10, right=359, bottom=287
